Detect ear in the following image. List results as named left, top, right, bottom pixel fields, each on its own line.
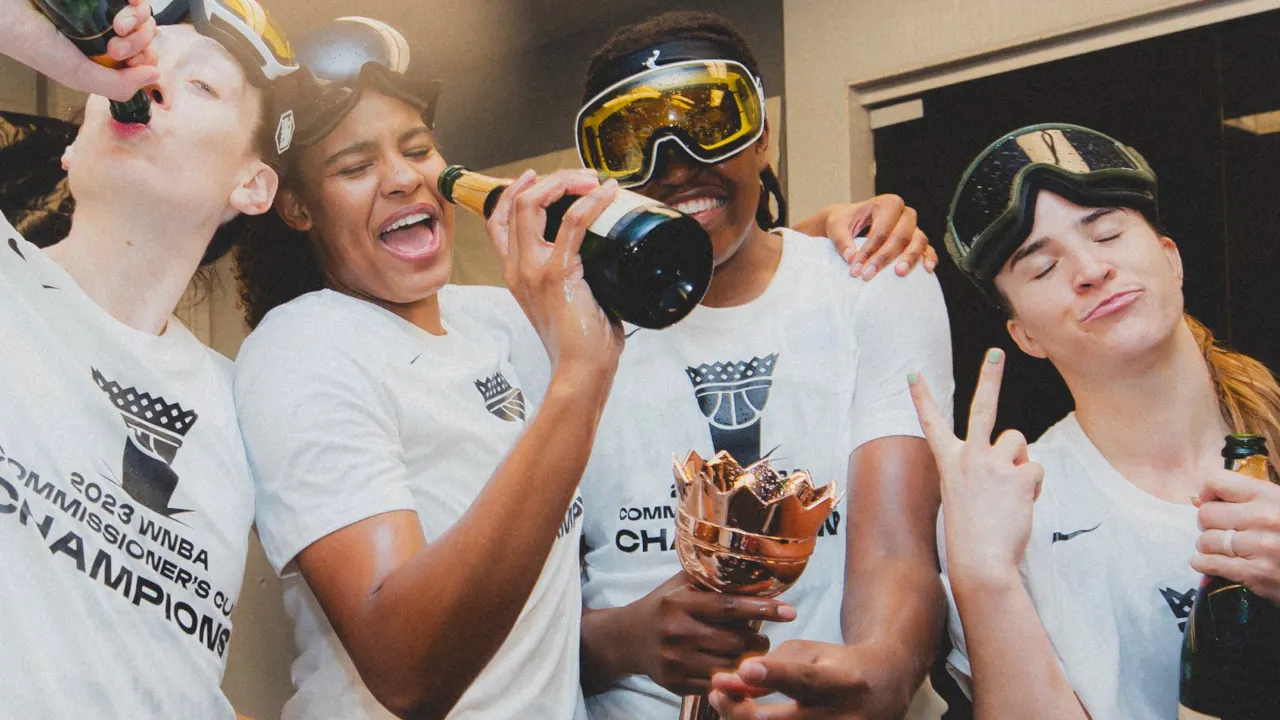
left=1006, top=316, right=1047, bottom=359
left=224, top=161, right=280, bottom=221
left=1160, top=234, right=1183, bottom=288
left=275, top=186, right=313, bottom=232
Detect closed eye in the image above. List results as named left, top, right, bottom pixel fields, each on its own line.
left=405, top=147, right=435, bottom=161
left=338, top=163, right=372, bottom=177
left=1033, top=262, right=1057, bottom=280
left=190, top=79, right=219, bottom=98
left=1096, top=234, right=1120, bottom=243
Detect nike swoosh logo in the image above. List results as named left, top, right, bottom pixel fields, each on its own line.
left=1052, top=523, right=1101, bottom=543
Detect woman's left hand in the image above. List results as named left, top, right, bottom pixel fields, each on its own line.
left=707, top=640, right=908, bottom=720
left=793, top=195, right=937, bottom=280
left=1193, top=467, right=1280, bottom=603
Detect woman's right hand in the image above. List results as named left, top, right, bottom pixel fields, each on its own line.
left=485, top=169, right=624, bottom=381
left=910, top=348, right=1044, bottom=584
left=626, top=572, right=795, bottom=696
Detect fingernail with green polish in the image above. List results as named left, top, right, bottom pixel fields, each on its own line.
left=987, top=348, right=1003, bottom=363
left=907, top=372, right=919, bottom=386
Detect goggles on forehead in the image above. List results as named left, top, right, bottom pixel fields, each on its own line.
left=576, top=58, right=765, bottom=188
left=945, top=123, right=1158, bottom=284
left=188, top=0, right=296, bottom=86
left=187, top=0, right=297, bottom=165
left=269, top=16, right=441, bottom=159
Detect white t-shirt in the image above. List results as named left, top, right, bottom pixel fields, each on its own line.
left=941, top=413, right=1201, bottom=720
left=0, top=216, right=253, bottom=718
left=235, top=286, right=587, bottom=720
left=509, top=230, right=953, bottom=719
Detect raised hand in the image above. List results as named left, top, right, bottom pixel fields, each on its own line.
left=3, top=0, right=160, bottom=102
left=1194, top=467, right=1280, bottom=604
left=910, top=348, right=1044, bottom=583
left=484, top=169, right=624, bottom=380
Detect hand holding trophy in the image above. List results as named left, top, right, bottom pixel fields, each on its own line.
left=673, top=449, right=841, bottom=720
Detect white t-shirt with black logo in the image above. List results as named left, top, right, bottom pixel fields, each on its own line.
left=509, top=230, right=953, bottom=719
left=0, top=216, right=253, bottom=718
left=941, top=413, right=1201, bottom=720
left=235, top=286, right=587, bottom=720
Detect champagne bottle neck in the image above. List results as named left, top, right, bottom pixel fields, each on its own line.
left=439, top=166, right=510, bottom=219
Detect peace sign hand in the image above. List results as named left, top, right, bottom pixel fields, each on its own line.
left=910, top=348, right=1044, bottom=585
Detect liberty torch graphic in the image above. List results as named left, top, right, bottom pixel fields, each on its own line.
left=685, top=353, right=779, bottom=464
left=93, top=369, right=196, bottom=517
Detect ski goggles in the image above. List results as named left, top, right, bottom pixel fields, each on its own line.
left=576, top=51, right=765, bottom=187
left=269, top=16, right=441, bottom=160
left=945, top=123, right=1158, bottom=283
left=188, top=0, right=296, bottom=86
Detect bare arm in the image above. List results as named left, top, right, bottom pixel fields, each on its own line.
left=951, top=571, right=1089, bottom=719
left=914, top=354, right=1088, bottom=720
left=839, top=435, right=946, bottom=710
left=298, top=368, right=610, bottom=719
left=293, top=172, right=624, bottom=720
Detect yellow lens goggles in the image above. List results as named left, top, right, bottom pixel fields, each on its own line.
left=576, top=59, right=765, bottom=187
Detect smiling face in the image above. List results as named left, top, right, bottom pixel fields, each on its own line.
left=279, top=91, right=454, bottom=310
left=994, top=190, right=1186, bottom=373
left=631, top=128, right=769, bottom=267
left=67, top=24, right=273, bottom=225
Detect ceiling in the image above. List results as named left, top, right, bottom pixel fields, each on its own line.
left=268, top=0, right=681, bottom=67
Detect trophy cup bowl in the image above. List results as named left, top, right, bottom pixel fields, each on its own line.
left=672, top=450, right=840, bottom=720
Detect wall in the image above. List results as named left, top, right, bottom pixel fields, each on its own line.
left=430, top=0, right=785, bottom=172
left=780, top=0, right=1278, bottom=220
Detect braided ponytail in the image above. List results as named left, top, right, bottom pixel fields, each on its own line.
left=1187, top=315, right=1280, bottom=477
left=755, top=166, right=787, bottom=231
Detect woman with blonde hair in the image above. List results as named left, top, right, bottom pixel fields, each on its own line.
left=897, top=123, right=1280, bottom=719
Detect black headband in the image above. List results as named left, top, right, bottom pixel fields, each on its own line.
left=586, top=38, right=758, bottom=99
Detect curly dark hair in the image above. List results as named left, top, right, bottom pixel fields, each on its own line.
left=233, top=201, right=326, bottom=329
left=582, top=11, right=786, bottom=230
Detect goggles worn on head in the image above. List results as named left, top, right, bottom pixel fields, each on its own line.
left=270, top=16, right=441, bottom=159
left=576, top=57, right=765, bottom=187
left=188, top=0, right=295, bottom=85
left=188, top=0, right=297, bottom=164
left=945, top=123, right=1158, bottom=283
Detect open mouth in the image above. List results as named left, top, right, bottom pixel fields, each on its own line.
left=378, top=209, right=439, bottom=260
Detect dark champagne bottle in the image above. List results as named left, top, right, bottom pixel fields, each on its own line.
left=29, top=0, right=151, bottom=123
left=1178, top=434, right=1280, bottom=719
left=439, top=165, right=714, bottom=330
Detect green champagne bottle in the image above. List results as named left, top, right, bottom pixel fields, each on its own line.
left=1178, top=434, right=1280, bottom=719
left=438, top=165, right=714, bottom=330
left=29, top=0, right=151, bottom=123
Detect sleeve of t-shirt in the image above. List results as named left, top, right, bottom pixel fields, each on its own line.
left=234, top=310, right=415, bottom=576
left=847, top=265, right=954, bottom=449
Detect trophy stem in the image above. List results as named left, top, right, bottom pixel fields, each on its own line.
left=678, top=619, right=765, bottom=720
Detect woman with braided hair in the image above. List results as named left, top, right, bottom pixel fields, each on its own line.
left=547, top=11, right=955, bottom=719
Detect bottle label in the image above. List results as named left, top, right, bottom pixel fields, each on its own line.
left=587, top=190, right=665, bottom=238
left=1178, top=704, right=1220, bottom=719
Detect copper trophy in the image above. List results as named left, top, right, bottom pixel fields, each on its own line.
left=672, top=449, right=840, bottom=720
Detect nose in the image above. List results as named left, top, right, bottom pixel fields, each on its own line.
left=650, top=141, right=702, bottom=187
left=380, top=152, right=424, bottom=197
left=1070, top=245, right=1116, bottom=293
